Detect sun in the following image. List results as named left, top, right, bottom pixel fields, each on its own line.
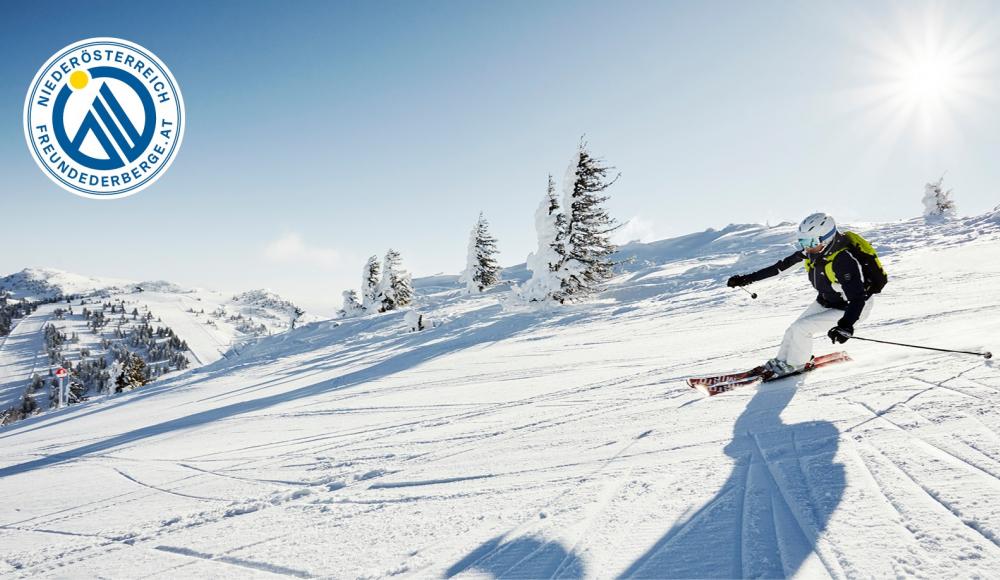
left=898, top=52, right=958, bottom=105
left=840, top=4, right=995, bottom=149
left=884, top=34, right=973, bottom=117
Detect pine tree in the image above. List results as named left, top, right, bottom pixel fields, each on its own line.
left=339, top=289, right=364, bottom=318
left=21, top=391, right=37, bottom=415
left=376, top=249, right=413, bottom=312
left=555, top=142, right=620, bottom=301
left=361, top=256, right=381, bottom=312
left=519, top=174, right=568, bottom=301
left=922, top=176, right=957, bottom=221
left=115, top=353, right=148, bottom=393
left=459, top=212, right=501, bottom=293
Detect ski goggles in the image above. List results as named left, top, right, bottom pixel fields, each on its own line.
left=798, top=230, right=836, bottom=252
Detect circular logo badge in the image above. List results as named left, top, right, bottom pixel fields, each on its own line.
left=24, top=38, right=184, bottom=200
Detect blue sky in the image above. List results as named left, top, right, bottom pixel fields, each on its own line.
left=2, top=0, right=999, bottom=313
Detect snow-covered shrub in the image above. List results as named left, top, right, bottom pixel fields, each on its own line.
left=403, top=310, right=439, bottom=332
left=404, top=310, right=425, bottom=332
left=923, top=177, right=957, bottom=221
left=339, top=289, right=365, bottom=318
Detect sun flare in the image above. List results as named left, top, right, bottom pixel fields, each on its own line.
left=843, top=5, right=995, bottom=149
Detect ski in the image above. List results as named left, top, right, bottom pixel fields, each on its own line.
left=686, top=351, right=851, bottom=397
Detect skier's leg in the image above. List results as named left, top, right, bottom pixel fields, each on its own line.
left=775, top=302, right=827, bottom=364
left=776, top=302, right=843, bottom=367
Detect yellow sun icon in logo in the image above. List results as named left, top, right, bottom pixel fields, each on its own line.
left=69, top=70, right=89, bottom=90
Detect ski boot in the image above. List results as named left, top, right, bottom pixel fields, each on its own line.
left=762, top=358, right=797, bottom=379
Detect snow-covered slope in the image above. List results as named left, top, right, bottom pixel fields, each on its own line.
left=0, top=269, right=312, bottom=332
left=1, top=212, right=998, bottom=578
left=0, top=271, right=314, bottom=414
left=0, top=267, right=132, bottom=300
left=0, top=268, right=311, bottom=339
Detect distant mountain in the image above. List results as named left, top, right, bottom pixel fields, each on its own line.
left=0, top=269, right=319, bottom=417
left=135, top=280, right=192, bottom=294
left=230, top=289, right=319, bottom=329
left=0, top=267, right=314, bottom=336
left=0, top=267, right=131, bottom=300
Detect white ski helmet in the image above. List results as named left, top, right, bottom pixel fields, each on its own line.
left=797, top=212, right=837, bottom=253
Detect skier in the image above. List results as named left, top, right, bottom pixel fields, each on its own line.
left=726, top=213, right=888, bottom=378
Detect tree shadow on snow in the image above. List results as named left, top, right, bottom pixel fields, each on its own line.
left=620, top=380, right=845, bottom=578
left=445, top=535, right=585, bottom=579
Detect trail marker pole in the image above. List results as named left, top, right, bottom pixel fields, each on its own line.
left=55, top=367, right=68, bottom=408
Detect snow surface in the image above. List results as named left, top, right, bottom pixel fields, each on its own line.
left=1, top=212, right=999, bottom=578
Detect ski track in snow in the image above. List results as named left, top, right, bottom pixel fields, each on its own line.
left=0, top=307, right=55, bottom=409
left=1, top=215, right=1000, bottom=577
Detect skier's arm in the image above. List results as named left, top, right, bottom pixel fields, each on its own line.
left=832, top=252, right=867, bottom=328
left=743, top=252, right=805, bottom=283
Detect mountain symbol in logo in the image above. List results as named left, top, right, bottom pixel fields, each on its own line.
left=71, top=83, right=150, bottom=168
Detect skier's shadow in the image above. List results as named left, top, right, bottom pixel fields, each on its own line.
left=620, top=380, right=845, bottom=578
left=444, top=535, right=585, bottom=578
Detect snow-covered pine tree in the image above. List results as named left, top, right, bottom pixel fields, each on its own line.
left=459, top=212, right=501, bottom=293
left=339, top=289, right=364, bottom=318
left=376, top=249, right=413, bottom=312
left=107, top=360, right=124, bottom=395
left=519, top=174, right=568, bottom=302
left=922, top=176, right=957, bottom=221
left=361, top=256, right=381, bottom=311
left=115, top=353, right=148, bottom=393
left=555, top=142, right=620, bottom=301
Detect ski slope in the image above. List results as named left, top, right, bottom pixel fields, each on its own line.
left=1, top=213, right=999, bottom=578
left=0, top=304, right=56, bottom=411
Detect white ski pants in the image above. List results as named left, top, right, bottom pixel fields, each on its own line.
left=776, top=298, right=874, bottom=367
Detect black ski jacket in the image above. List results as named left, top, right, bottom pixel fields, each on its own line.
left=745, top=234, right=870, bottom=328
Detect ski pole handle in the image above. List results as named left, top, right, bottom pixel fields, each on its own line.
left=852, top=335, right=992, bottom=359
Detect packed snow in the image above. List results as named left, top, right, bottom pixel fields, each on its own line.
left=1, top=210, right=999, bottom=578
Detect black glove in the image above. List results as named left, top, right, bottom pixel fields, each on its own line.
left=727, top=274, right=750, bottom=288
left=828, top=323, right=853, bottom=344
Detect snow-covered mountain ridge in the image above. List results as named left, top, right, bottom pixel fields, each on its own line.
left=0, top=267, right=132, bottom=300
left=0, top=267, right=312, bottom=333
left=0, top=271, right=315, bottom=419
left=1, top=210, right=999, bottom=577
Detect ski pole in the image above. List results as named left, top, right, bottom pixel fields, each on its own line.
left=737, top=287, right=758, bottom=300
left=852, top=335, right=992, bottom=359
